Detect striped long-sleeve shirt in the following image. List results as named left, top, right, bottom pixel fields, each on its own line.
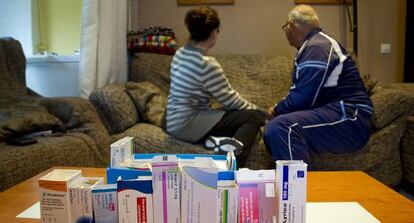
left=166, top=44, right=256, bottom=142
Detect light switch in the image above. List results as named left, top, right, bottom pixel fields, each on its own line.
left=380, top=43, right=391, bottom=54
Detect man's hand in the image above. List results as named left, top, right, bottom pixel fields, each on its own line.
left=267, top=106, right=277, bottom=120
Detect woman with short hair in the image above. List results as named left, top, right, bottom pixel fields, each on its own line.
left=166, top=6, right=266, bottom=166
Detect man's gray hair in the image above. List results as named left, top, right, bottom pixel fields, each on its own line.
left=288, top=5, right=320, bottom=28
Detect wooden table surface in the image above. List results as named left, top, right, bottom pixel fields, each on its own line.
left=0, top=167, right=413, bottom=223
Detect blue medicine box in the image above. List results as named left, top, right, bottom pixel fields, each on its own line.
left=106, top=153, right=236, bottom=184
left=106, top=166, right=151, bottom=184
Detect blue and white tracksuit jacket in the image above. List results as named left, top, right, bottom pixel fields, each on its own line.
left=264, top=28, right=373, bottom=165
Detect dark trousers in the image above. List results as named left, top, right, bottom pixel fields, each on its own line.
left=263, top=101, right=372, bottom=166
left=203, top=109, right=266, bottom=167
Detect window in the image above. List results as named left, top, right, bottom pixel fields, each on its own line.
left=0, top=0, right=81, bottom=56
left=0, top=0, right=37, bottom=56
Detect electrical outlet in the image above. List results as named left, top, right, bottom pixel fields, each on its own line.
left=380, top=43, right=391, bottom=54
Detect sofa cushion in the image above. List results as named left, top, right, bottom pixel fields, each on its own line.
left=89, top=84, right=139, bottom=134
left=125, top=81, right=167, bottom=128
left=371, top=87, right=414, bottom=129
left=130, top=53, right=173, bottom=91
left=0, top=97, right=62, bottom=141
left=0, top=132, right=98, bottom=191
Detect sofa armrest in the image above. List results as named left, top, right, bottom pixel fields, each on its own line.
left=40, top=97, right=112, bottom=165
left=401, top=116, right=414, bottom=185
left=89, top=84, right=139, bottom=135
left=371, top=87, right=414, bottom=129
left=383, top=83, right=414, bottom=96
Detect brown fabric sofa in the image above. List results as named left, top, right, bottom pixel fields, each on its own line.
left=402, top=116, right=414, bottom=186
left=383, top=83, right=414, bottom=187
left=90, top=52, right=414, bottom=186
left=0, top=37, right=111, bottom=192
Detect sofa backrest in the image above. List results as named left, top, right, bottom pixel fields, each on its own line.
left=0, top=37, right=28, bottom=98
left=214, top=54, right=292, bottom=108
left=130, top=53, right=293, bottom=108
left=130, top=53, right=172, bottom=92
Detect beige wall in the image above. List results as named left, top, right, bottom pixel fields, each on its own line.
left=358, top=0, right=406, bottom=84
left=138, top=0, right=405, bottom=85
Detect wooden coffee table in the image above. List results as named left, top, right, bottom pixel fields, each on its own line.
left=0, top=167, right=413, bottom=223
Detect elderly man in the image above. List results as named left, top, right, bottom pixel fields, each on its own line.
left=264, top=5, right=373, bottom=165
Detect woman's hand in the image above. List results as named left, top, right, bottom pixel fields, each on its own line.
left=267, top=106, right=276, bottom=120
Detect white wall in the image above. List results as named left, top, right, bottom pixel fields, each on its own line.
left=0, top=0, right=37, bottom=56
left=26, top=55, right=80, bottom=97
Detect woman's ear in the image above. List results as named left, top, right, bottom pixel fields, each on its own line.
left=205, top=28, right=219, bottom=49
left=211, top=28, right=219, bottom=39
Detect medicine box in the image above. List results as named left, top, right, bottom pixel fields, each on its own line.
left=111, top=136, right=134, bottom=168
left=217, top=171, right=238, bottom=223
left=117, top=177, right=153, bottom=223
left=92, top=184, right=118, bottom=223
left=236, top=169, right=277, bottom=223
left=151, top=155, right=180, bottom=223
left=38, top=169, right=82, bottom=223
left=275, top=160, right=307, bottom=223
left=68, top=177, right=103, bottom=223
left=181, top=157, right=219, bottom=223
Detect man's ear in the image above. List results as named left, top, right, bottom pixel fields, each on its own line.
left=290, top=21, right=298, bottom=31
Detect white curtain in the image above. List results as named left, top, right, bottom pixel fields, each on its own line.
left=128, top=0, right=140, bottom=31
left=79, top=0, right=128, bottom=98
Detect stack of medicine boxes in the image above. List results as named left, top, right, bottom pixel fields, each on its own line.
left=106, top=136, right=241, bottom=223
left=106, top=137, right=307, bottom=223
left=39, top=136, right=308, bottom=223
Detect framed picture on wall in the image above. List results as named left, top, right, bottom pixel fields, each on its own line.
left=294, top=0, right=351, bottom=4
left=177, top=0, right=234, bottom=5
